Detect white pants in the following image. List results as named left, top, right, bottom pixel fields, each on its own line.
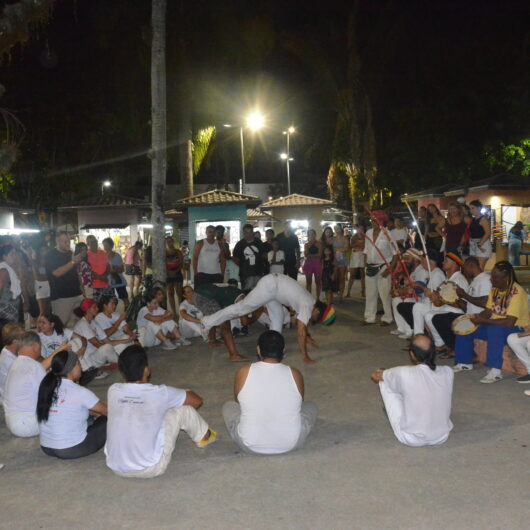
left=5, top=412, right=39, bottom=438
left=80, top=344, right=119, bottom=371
left=507, top=333, right=530, bottom=372
left=392, top=297, right=414, bottom=334
left=424, top=308, right=463, bottom=347
left=202, top=274, right=290, bottom=333
left=107, top=330, right=134, bottom=354
left=51, top=295, right=82, bottom=328
left=114, top=406, right=209, bottom=479
left=364, top=270, right=393, bottom=323
left=379, top=381, right=450, bottom=447
left=138, top=321, right=178, bottom=348
left=179, top=320, right=202, bottom=339
left=412, top=302, right=435, bottom=335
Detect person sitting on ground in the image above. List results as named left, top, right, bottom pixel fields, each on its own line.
left=136, top=290, right=190, bottom=350
left=37, top=350, right=108, bottom=459
left=453, top=261, right=530, bottom=383
left=371, top=334, right=454, bottom=447
left=391, top=248, right=429, bottom=339
left=37, top=312, right=87, bottom=359
left=0, top=323, right=24, bottom=404
left=201, top=274, right=335, bottom=364
left=94, top=295, right=136, bottom=354
left=105, top=345, right=217, bottom=478
left=178, top=285, right=204, bottom=339
left=73, top=299, right=123, bottom=378
left=431, top=256, right=491, bottom=359
left=3, top=331, right=66, bottom=437
left=223, top=330, right=318, bottom=455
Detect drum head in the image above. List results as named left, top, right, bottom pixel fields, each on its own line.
left=452, top=315, right=477, bottom=335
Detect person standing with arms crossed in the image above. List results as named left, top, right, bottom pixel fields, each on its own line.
left=192, top=225, right=226, bottom=287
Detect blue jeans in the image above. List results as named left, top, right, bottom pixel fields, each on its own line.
left=455, top=324, right=523, bottom=369
left=508, top=239, right=521, bottom=266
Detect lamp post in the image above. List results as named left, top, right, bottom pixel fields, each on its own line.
left=101, top=180, right=111, bottom=195
left=281, top=126, right=295, bottom=194
left=225, top=110, right=265, bottom=195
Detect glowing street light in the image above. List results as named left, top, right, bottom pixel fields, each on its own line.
left=281, top=126, right=296, bottom=194
left=101, top=180, right=112, bottom=195
left=245, top=110, right=265, bottom=131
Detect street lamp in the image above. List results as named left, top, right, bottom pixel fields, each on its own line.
left=226, top=110, right=265, bottom=194
left=101, top=180, right=111, bottom=195
left=282, top=126, right=296, bottom=194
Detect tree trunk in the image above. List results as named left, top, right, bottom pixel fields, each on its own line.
left=179, top=110, right=193, bottom=197
left=150, top=0, right=167, bottom=285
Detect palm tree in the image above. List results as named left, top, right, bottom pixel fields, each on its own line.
left=150, top=0, right=167, bottom=284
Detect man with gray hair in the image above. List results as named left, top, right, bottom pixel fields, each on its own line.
left=3, top=332, right=67, bottom=437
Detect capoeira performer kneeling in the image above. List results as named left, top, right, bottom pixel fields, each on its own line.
left=201, top=274, right=335, bottom=364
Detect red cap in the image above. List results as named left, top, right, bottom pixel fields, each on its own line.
left=80, top=298, right=96, bottom=314
left=371, top=210, right=389, bottom=224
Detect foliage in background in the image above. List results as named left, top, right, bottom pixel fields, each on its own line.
left=486, top=139, right=530, bottom=176
left=192, top=126, right=215, bottom=176
left=0, top=169, right=15, bottom=198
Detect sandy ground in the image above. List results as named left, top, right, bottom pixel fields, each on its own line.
left=0, top=294, right=529, bottom=530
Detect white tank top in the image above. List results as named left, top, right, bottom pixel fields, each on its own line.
left=237, top=362, right=302, bottom=454
left=197, top=239, right=221, bottom=275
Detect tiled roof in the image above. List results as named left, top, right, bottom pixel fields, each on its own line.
left=174, top=189, right=261, bottom=207
left=260, top=194, right=334, bottom=208
left=58, top=194, right=150, bottom=209
left=247, top=208, right=271, bottom=219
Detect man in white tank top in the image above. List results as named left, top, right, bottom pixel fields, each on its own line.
left=192, top=225, right=226, bottom=287
left=222, top=330, right=317, bottom=454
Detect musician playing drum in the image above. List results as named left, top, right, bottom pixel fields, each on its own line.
left=453, top=261, right=530, bottom=384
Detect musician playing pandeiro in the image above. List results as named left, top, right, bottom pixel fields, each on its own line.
left=453, top=261, right=529, bottom=384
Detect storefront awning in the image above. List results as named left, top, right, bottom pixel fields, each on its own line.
left=80, top=223, right=130, bottom=230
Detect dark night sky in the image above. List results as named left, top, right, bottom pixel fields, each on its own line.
left=1, top=0, right=529, bottom=205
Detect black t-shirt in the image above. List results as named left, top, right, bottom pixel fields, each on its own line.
left=276, top=232, right=300, bottom=265
left=45, top=248, right=82, bottom=300
left=233, top=238, right=266, bottom=279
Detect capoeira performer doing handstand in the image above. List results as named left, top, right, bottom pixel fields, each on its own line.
left=201, top=274, right=335, bottom=364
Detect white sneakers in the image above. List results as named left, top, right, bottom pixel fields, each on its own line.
left=175, top=338, right=192, bottom=346
left=453, top=364, right=473, bottom=372
left=161, top=341, right=178, bottom=351
left=524, top=389, right=530, bottom=396
left=480, top=368, right=503, bottom=384
left=398, top=333, right=412, bottom=340
left=390, top=329, right=401, bottom=335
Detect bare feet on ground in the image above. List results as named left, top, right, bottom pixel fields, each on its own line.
left=229, top=354, right=250, bottom=362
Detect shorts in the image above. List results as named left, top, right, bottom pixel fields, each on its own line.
left=469, top=238, right=492, bottom=258
left=166, top=272, right=184, bottom=285
left=35, top=280, right=51, bottom=300
left=114, top=285, right=128, bottom=300
left=303, top=258, right=323, bottom=275
left=349, top=251, right=365, bottom=269
left=334, top=252, right=348, bottom=268
left=125, top=265, right=142, bottom=276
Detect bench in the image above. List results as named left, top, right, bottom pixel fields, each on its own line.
left=473, top=339, right=528, bottom=376
left=520, top=250, right=530, bottom=265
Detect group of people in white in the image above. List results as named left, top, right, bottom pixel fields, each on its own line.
left=2, top=210, right=530, bottom=477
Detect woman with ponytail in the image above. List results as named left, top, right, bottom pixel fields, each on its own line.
left=371, top=334, right=454, bottom=447
left=37, top=350, right=107, bottom=459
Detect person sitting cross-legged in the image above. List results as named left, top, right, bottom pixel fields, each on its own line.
left=371, top=334, right=454, bottom=447
left=105, top=345, right=217, bottom=478
left=37, top=350, right=108, bottom=459
left=0, top=323, right=25, bottom=404
left=94, top=295, right=137, bottom=354
left=223, top=330, right=318, bottom=455
left=3, top=331, right=67, bottom=437
left=136, top=290, right=190, bottom=350
left=453, top=261, right=530, bottom=383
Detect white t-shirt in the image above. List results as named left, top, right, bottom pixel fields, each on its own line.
left=39, top=379, right=99, bottom=449
left=420, top=267, right=446, bottom=304
left=268, top=250, right=285, bottom=274
left=3, top=355, right=46, bottom=417
left=95, top=312, right=127, bottom=340
left=0, top=347, right=17, bottom=404
left=411, top=264, right=429, bottom=284
left=179, top=299, right=203, bottom=320
left=364, top=229, right=396, bottom=264
left=391, top=228, right=409, bottom=244
left=73, top=318, right=104, bottom=356
left=137, top=306, right=165, bottom=329
left=39, top=329, right=74, bottom=358
left=105, top=383, right=187, bottom=473
left=467, top=271, right=492, bottom=315
left=381, top=364, right=454, bottom=443
left=273, top=274, right=315, bottom=325
left=438, top=271, right=469, bottom=313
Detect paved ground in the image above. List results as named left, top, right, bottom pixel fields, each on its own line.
left=1, top=294, right=529, bottom=530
